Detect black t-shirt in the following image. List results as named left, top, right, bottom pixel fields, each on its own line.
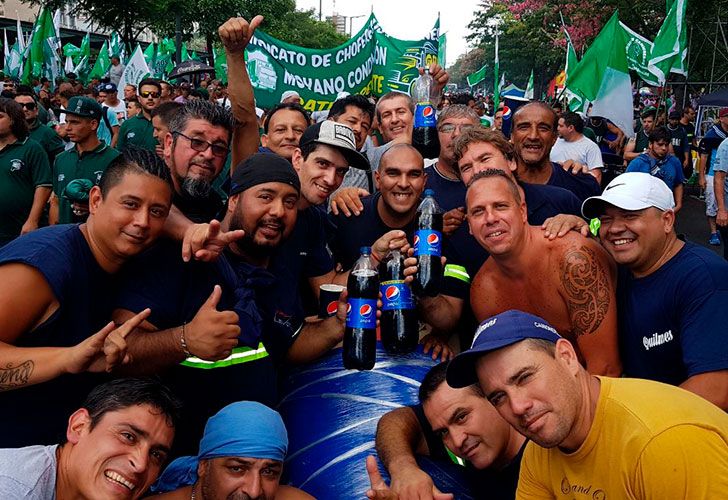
left=331, top=193, right=417, bottom=270
left=424, top=163, right=467, bottom=212
left=172, top=188, right=227, bottom=223
left=547, top=162, right=601, bottom=203
left=412, top=404, right=526, bottom=498
left=0, top=226, right=114, bottom=447
left=115, top=241, right=304, bottom=456
left=667, top=124, right=689, bottom=159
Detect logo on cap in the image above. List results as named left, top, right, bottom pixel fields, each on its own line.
left=471, top=317, right=497, bottom=347
left=332, top=123, right=356, bottom=149
left=385, top=286, right=400, bottom=301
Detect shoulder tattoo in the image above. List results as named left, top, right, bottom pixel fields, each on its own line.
left=560, top=245, right=610, bottom=337
left=0, top=360, right=34, bottom=391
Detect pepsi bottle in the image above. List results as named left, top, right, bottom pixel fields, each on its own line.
left=343, top=247, right=379, bottom=370
left=412, top=68, right=441, bottom=159
left=412, top=189, right=443, bottom=297
left=379, top=249, right=418, bottom=354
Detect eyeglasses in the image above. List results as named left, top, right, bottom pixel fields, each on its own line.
left=437, top=123, right=476, bottom=134
left=173, top=131, right=228, bottom=158
left=18, top=102, right=37, bottom=110
left=140, top=91, right=161, bottom=99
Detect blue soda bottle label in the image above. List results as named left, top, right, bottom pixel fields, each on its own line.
left=380, top=280, right=415, bottom=310
left=345, top=297, right=377, bottom=329
left=414, top=103, right=436, bottom=128
left=413, top=229, right=442, bottom=257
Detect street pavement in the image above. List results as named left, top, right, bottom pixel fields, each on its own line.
left=676, top=186, right=723, bottom=257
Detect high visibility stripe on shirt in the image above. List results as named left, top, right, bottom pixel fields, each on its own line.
left=180, top=342, right=269, bottom=369
left=443, top=264, right=471, bottom=284
left=445, top=447, right=466, bottom=467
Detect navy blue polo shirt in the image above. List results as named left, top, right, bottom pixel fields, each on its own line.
left=617, top=241, right=728, bottom=385
left=0, top=225, right=114, bottom=447
left=116, top=240, right=303, bottom=456
left=547, top=162, right=601, bottom=203
left=424, top=163, right=467, bottom=212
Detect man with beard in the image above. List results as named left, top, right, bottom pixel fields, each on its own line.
left=49, top=96, right=121, bottom=224
left=117, top=78, right=161, bottom=152
left=152, top=402, right=313, bottom=499
left=464, top=169, right=620, bottom=376
left=113, top=153, right=348, bottom=455
left=446, top=310, right=728, bottom=498
left=511, top=102, right=600, bottom=202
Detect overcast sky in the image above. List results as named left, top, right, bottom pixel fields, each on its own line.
left=295, top=0, right=482, bottom=67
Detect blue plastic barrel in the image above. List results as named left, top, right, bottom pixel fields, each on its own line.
left=278, top=343, right=473, bottom=499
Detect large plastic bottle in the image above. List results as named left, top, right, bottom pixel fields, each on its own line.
left=412, top=68, right=441, bottom=159
left=379, top=249, right=418, bottom=354
left=343, top=247, right=379, bottom=370
left=412, top=189, right=443, bottom=297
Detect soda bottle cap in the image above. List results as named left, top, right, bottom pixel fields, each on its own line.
left=424, top=189, right=435, bottom=197
left=360, top=246, right=371, bottom=255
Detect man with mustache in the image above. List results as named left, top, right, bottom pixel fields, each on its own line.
left=511, top=102, right=600, bottom=203
left=113, top=153, right=349, bottom=455
left=260, top=102, right=310, bottom=161
left=446, top=310, right=728, bottom=499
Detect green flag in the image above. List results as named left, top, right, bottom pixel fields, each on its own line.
left=438, top=34, right=447, bottom=69
left=109, top=32, right=125, bottom=61
left=467, top=65, right=487, bottom=87
left=21, top=8, right=61, bottom=85
left=525, top=69, right=534, bottom=99
left=568, top=12, right=634, bottom=137
left=214, top=47, right=228, bottom=84
left=89, top=41, right=111, bottom=80
left=620, top=22, right=660, bottom=85
left=4, top=32, right=23, bottom=80
left=493, top=32, right=500, bottom=111
left=647, top=0, right=687, bottom=83
left=73, top=33, right=91, bottom=83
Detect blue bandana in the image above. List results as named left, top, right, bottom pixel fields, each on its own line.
left=152, top=402, right=288, bottom=492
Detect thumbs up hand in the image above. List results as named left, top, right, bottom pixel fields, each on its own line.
left=185, top=285, right=241, bottom=360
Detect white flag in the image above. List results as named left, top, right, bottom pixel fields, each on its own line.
left=118, top=44, right=151, bottom=91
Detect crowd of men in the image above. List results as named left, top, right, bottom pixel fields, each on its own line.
left=0, top=14, right=726, bottom=500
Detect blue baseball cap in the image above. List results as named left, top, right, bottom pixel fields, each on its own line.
left=446, top=310, right=562, bottom=388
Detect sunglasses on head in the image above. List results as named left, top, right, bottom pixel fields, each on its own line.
left=140, top=91, right=160, bottom=99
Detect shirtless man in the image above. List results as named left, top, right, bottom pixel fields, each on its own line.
left=466, top=169, right=621, bottom=376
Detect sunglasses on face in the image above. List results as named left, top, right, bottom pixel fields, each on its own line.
left=19, top=102, right=37, bottom=110
left=140, top=91, right=161, bottom=99
left=173, top=131, right=228, bottom=158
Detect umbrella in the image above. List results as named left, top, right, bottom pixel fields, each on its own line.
left=167, top=60, right=214, bottom=80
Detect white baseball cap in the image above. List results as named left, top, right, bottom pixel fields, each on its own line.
left=280, top=90, right=301, bottom=103
left=581, top=172, right=675, bottom=219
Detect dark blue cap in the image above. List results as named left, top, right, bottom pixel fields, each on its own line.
left=424, top=189, right=435, bottom=197
left=446, top=310, right=562, bottom=388
left=360, top=246, right=370, bottom=254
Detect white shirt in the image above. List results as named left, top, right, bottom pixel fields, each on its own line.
left=550, top=135, right=604, bottom=170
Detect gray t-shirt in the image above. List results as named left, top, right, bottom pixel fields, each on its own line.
left=0, top=444, right=57, bottom=499
left=550, top=136, right=604, bottom=170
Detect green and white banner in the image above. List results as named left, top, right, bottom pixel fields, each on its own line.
left=244, top=14, right=441, bottom=110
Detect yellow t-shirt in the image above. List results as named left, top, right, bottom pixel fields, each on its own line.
left=516, top=376, right=728, bottom=499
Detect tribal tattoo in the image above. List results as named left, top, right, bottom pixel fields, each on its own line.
left=0, top=360, right=34, bottom=391
left=560, top=246, right=610, bottom=337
